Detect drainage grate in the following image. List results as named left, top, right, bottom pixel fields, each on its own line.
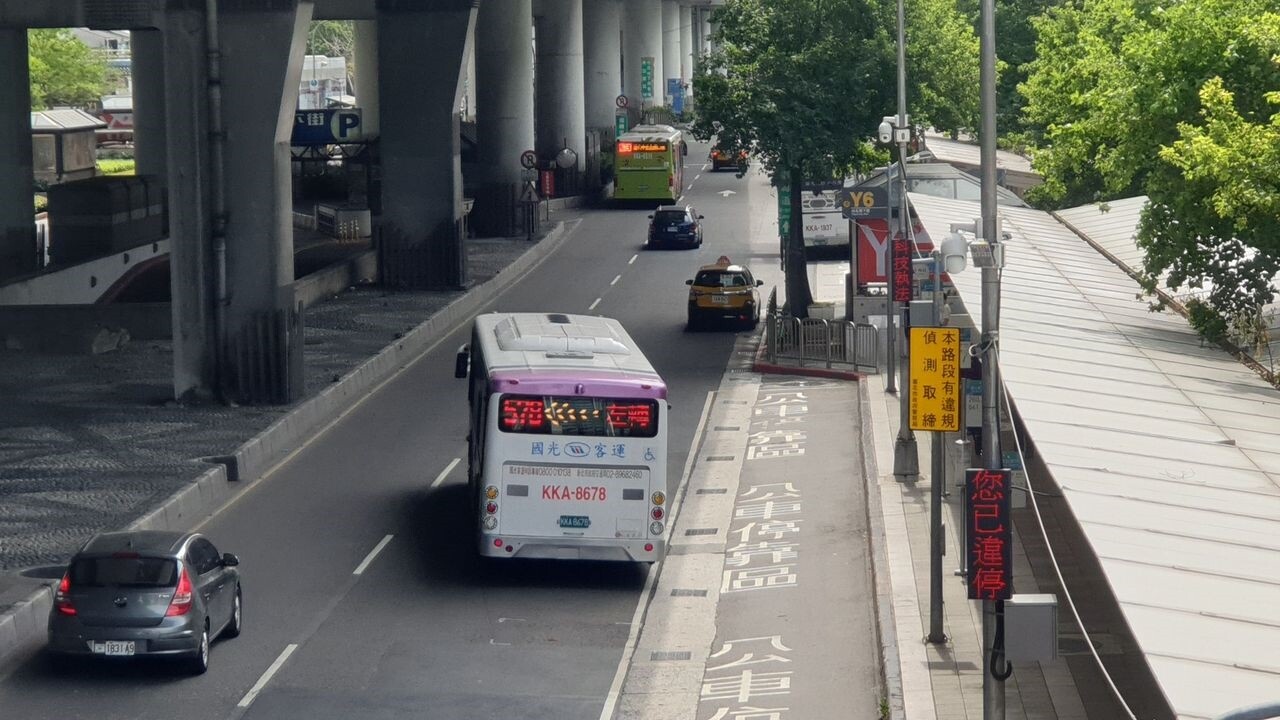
left=696, top=488, right=728, bottom=495
left=705, top=455, right=735, bottom=461
left=671, top=589, right=708, bottom=597
left=684, top=528, right=718, bottom=536
left=650, top=651, right=692, bottom=662
left=714, top=426, right=741, bottom=431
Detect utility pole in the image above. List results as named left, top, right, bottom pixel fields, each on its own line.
left=928, top=250, right=947, bottom=644
left=979, top=0, right=1006, bottom=712
left=891, top=0, right=918, bottom=480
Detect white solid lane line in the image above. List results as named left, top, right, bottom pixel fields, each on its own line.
left=238, top=644, right=298, bottom=708
left=353, top=534, right=394, bottom=576
left=432, top=457, right=461, bottom=488
left=589, top=297, right=602, bottom=311
left=610, top=274, right=622, bottom=286
left=596, top=390, right=715, bottom=720
left=628, top=254, right=638, bottom=265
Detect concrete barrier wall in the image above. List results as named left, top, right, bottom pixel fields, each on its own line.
left=0, top=303, right=171, bottom=351
left=294, top=250, right=378, bottom=309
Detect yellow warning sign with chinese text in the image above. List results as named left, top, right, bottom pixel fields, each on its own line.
left=909, top=327, right=961, bottom=432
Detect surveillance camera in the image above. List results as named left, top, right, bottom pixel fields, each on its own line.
left=877, top=120, right=893, bottom=145
left=941, top=230, right=969, bottom=274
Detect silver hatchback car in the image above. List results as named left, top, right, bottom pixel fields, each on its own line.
left=46, top=530, right=242, bottom=674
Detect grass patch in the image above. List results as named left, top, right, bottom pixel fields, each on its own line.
left=97, top=159, right=136, bottom=175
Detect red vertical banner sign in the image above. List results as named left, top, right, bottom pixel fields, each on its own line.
left=892, top=233, right=912, bottom=303
left=965, top=468, right=1013, bottom=601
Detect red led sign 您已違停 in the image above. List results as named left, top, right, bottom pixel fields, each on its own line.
left=965, top=468, right=1012, bottom=601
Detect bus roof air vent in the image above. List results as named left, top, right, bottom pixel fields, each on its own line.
left=547, top=314, right=572, bottom=324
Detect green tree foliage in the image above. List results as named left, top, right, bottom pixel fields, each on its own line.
left=28, top=29, right=108, bottom=110
left=954, top=0, right=1062, bottom=133
left=1139, top=16, right=1280, bottom=324
left=906, top=0, right=981, bottom=135
left=1019, top=0, right=1277, bottom=209
left=307, top=20, right=354, bottom=64
left=691, top=0, right=896, bottom=315
left=1020, top=0, right=1279, bottom=334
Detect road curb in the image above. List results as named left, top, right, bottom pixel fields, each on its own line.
left=0, top=221, right=573, bottom=673
left=860, top=380, right=907, bottom=720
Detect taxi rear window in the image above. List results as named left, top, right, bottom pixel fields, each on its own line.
left=694, top=271, right=749, bottom=287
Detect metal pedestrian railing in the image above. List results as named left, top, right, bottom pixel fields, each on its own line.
left=763, top=288, right=879, bottom=373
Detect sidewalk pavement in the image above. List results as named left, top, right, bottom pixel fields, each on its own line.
left=865, top=384, right=1089, bottom=720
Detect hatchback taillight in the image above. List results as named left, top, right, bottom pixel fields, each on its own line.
left=54, top=571, right=75, bottom=616
left=165, top=567, right=193, bottom=617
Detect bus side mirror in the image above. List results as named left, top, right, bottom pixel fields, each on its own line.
left=454, top=345, right=469, bottom=379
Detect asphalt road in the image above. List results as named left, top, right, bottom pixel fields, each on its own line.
left=0, top=141, right=786, bottom=720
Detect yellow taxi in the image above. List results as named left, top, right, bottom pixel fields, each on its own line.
left=685, top=256, right=764, bottom=329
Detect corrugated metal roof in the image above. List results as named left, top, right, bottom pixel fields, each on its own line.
left=30, top=108, right=107, bottom=132
left=910, top=192, right=1280, bottom=720
left=919, top=132, right=1037, bottom=175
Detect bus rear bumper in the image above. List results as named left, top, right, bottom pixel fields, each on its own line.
left=479, top=536, right=665, bottom=563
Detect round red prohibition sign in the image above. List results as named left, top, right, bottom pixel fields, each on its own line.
left=520, top=150, right=537, bottom=169
left=615, top=95, right=629, bottom=109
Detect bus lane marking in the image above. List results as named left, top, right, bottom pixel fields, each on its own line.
left=432, top=457, right=461, bottom=488
left=237, top=643, right=298, bottom=708
left=353, top=534, right=394, bottom=576
left=698, top=383, right=811, bottom=719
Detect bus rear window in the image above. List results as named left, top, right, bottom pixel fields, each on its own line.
left=499, top=395, right=659, bottom=437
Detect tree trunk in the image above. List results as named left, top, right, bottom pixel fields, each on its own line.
left=784, top=167, right=814, bottom=318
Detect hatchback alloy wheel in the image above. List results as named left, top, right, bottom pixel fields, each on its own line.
left=189, top=626, right=209, bottom=675
left=225, top=588, right=242, bottom=639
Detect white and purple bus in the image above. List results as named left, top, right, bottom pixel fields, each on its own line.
left=455, top=313, right=668, bottom=562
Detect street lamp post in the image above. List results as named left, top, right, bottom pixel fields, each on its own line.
left=978, top=0, right=1006, bottom=713
left=890, top=0, right=918, bottom=480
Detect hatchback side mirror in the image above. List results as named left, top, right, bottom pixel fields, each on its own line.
left=647, top=214, right=654, bottom=219
left=685, top=279, right=694, bottom=285
left=756, top=279, right=764, bottom=286
left=222, top=553, right=240, bottom=567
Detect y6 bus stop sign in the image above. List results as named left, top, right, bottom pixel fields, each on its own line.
left=292, top=108, right=363, bottom=145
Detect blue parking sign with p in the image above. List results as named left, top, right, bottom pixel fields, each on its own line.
left=292, top=108, right=363, bottom=145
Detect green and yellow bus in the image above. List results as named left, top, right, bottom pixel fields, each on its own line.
left=613, top=124, right=685, bottom=202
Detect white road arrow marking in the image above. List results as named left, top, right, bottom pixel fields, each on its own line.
left=719, top=190, right=737, bottom=198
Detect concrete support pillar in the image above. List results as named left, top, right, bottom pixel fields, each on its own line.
left=701, top=7, right=712, bottom=55
left=477, top=0, right=535, bottom=187
left=131, top=29, right=168, bottom=179
left=622, top=0, right=662, bottom=111
left=660, top=0, right=679, bottom=105
left=161, top=8, right=215, bottom=399
left=218, top=2, right=313, bottom=402
left=707, top=12, right=718, bottom=55
left=583, top=0, right=622, bottom=130
left=352, top=20, right=379, bottom=137
left=679, top=3, right=693, bottom=95
left=378, top=3, right=475, bottom=281
left=534, top=0, right=585, bottom=171
left=0, top=29, right=35, bottom=280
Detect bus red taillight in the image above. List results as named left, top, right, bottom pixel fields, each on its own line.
left=651, top=507, right=664, bottom=521
left=54, top=572, right=75, bottom=616
left=165, top=567, right=193, bottom=617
